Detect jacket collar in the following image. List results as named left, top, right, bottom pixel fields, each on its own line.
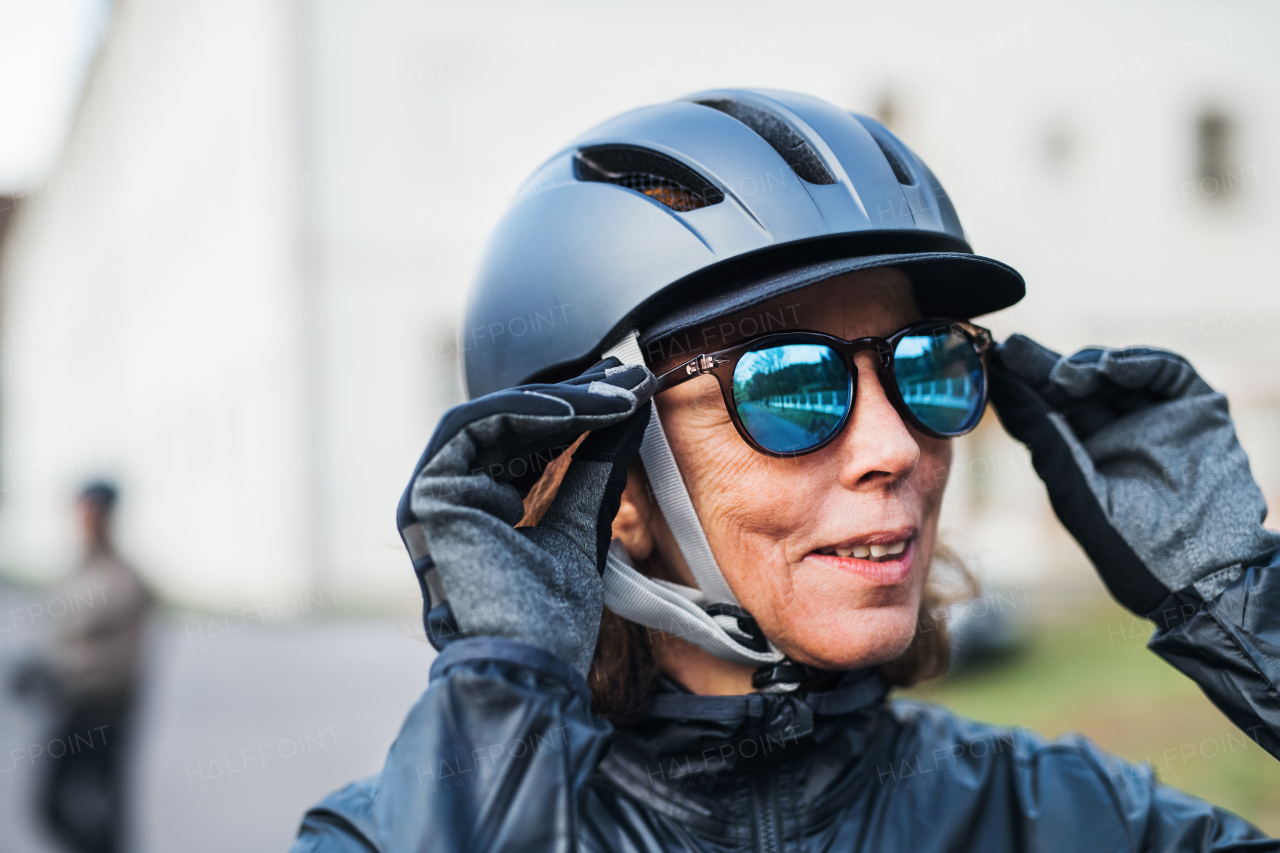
left=595, top=668, right=890, bottom=827
left=639, top=667, right=888, bottom=742
left=606, top=668, right=889, bottom=779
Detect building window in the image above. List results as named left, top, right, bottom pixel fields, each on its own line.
left=1042, top=117, right=1074, bottom=173
left=874, top=91, right=899, bottom=131
left=1196, top=108, right=1236, bottom=202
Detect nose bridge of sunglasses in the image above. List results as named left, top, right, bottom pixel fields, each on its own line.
left=843, top=338, right=894, bottom=373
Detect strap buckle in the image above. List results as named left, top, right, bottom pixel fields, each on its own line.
left=751, top=660, right=827, bottom=690
left=704, top=603, right=770, bottom=653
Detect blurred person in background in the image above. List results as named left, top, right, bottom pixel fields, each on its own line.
left=13, top=481, right=151, bottom=853
left=291, top=91, right=1280, bottom=851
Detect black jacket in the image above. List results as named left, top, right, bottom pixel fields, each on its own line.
left=292, top=561, right=1280, bottom=852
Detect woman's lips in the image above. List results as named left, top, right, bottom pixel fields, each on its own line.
left=804, top=539, right=915, bottom=585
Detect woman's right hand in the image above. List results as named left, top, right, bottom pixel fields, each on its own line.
left=988, top=334, right=1280, bottom=618
left=396, top=357, right=654, bottom=676
left=989, top=334, right=1280, bottom=760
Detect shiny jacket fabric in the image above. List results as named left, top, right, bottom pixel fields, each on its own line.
left=292, top=560, right=1280, bottom=852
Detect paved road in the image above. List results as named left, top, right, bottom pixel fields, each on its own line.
left=1, top=586, right=434, bottom=853
left=737, top=401, right=830, bottom=452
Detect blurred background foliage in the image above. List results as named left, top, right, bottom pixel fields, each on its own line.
left=908, top=599, right=1280, bottom=834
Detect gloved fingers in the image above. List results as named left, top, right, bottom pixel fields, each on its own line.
left=996, top=333, right=1210, bottom=400
left=529, top=401, right=652, bottom=573
left=420, top=359, right=655, bottom=485
left=989, top=360, right=1111, bottom=517
left=525, top=358, right=656, bottom=404
left=1048, top=349, right=1212, bottom=438
left=988, top=360, right=1055, bottom=458
left=993, top=335, right=1215, bottom=439
left=991, top=335, right=1114, bottom=435
left=992, top=334, right=1062, bottom=389
left=1050, top=347, right=1213, bottom=402
left=409, top=468, right=529, bottom=528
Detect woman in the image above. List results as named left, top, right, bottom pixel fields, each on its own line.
left=293, top=90, right=1280, bottom=851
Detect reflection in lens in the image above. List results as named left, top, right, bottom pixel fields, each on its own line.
left=893, top=326, right=984, bottom=434
left=732, top=342, right=850, bottom=454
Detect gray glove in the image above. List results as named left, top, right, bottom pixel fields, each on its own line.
left=396, top=358, right=655, bottom=676
left=989, top=335, right=1280, bottom=617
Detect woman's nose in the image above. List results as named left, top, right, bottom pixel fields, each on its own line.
left=832, top=351, right=921, bottom=488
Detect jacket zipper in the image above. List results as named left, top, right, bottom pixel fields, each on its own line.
left=751, top=769, right=780, bottom=853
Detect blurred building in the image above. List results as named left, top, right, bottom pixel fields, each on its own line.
left=1, top=0, right=1277, bottom=608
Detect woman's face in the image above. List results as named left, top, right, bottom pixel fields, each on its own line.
left=649, top=268, right=952, bottom=670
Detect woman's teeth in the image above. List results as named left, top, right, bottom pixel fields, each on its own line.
left=815, top=541, right=906, bottom=561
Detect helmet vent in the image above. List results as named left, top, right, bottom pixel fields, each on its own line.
left=870, top=134, right=915, bottom=185
left=695, top=98, right=836, bottom=185
left=574, top=145, right=724, bottom=212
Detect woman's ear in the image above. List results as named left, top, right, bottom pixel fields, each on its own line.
left=611, top=462, right=655, bottom=561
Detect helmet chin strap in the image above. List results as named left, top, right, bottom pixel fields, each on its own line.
left=602, top=332, right=802, bottom=693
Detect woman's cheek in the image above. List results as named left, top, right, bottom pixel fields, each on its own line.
left=659, top=394, right=791, bottom=587
left=688, top=453, right=809, bottom=613
left=682, top=426, right=776, bottom=526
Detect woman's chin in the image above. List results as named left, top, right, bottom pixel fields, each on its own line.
left=777, top=603, right=921, bottom=670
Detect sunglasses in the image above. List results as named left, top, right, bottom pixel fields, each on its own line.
left=653, top=319, right=993, bottom=457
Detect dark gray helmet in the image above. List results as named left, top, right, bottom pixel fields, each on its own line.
left=463, top=88, right=1024, bottom=399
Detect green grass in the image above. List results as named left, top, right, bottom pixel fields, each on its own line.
left=901, top=599, right=1280, bottom=835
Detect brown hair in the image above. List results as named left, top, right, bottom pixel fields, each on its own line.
left=519, top=442, right=973, bottom=720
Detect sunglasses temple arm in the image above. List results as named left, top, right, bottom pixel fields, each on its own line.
left=653, top=365, right=692, bottom=394
left=653, top=352, right=732, bottom=393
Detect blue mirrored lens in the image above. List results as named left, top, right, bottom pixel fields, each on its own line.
left=893, top=327, right=984, bottom=434
left=732, top=342, right=850, bottom=454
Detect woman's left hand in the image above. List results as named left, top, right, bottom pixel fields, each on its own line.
left=988, top=334, right=1280, bottom=618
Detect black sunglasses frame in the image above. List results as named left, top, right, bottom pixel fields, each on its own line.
left=653, top=319, right=994, bottom=458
